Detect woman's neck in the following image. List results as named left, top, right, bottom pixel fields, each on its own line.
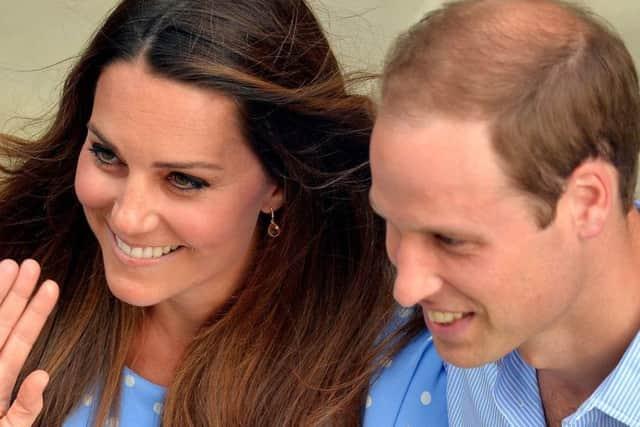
left=127, top=304, right=204, bottom=386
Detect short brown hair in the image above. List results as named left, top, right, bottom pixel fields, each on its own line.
left=382, top=0, right=640, bottom=225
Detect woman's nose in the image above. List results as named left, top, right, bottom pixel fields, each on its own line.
left=110, top=178, right=160, bottom=236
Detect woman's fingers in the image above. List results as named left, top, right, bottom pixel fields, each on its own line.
left=0, top=280, right=59, bottom=373
left=0, top=370, right=49, bottom=427
left=0, top=258, right=58, bottom=417
left=0, top=260, right=42, bottom=350
left=0, top=260, right=19, bottom=306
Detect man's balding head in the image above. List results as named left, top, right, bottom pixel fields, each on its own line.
left=382, top=0, right=640, bottom=225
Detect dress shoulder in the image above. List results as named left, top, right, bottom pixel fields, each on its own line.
left=363, top=329, right=448, bottom=427
left=63, top=367, right=166, bottom=427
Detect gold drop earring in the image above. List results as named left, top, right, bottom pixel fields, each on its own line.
left=268, top=208, right=281, bottom=238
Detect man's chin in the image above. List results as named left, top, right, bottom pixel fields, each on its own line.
left=432, top=339, right=508, bottom=368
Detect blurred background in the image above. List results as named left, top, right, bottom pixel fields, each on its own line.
left=1, top=0, right=639, bottom=134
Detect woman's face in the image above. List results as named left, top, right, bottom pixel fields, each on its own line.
left=74, top=59, right=282, bottom=312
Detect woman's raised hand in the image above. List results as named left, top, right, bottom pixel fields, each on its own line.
left=0, top=260, right=59, bottom=426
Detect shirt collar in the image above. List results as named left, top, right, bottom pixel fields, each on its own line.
left=493, top=351, right=547, bottom=426
left=490, top=329, right=640, bottom=426
left=570, top=330, right=640, bottom=425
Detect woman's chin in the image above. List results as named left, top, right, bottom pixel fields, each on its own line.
left=105, top=278, right=160, bottom=308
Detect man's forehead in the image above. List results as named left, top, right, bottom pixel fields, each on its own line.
left=372, top=114, right=497, bottom=176
left=374, top=104, right=438, bottom=130
left=369, top=176, right=507, bottom=239
left=370, top=113, right=519, bottom=217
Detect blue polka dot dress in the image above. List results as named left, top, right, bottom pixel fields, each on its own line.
left=63, top=367, right=166, bottom=427
left=62, top=314, right=447, bottom=426
left=363, top=323, right=448, bottom=426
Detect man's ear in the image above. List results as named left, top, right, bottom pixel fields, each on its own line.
left=564, top=159, right=614, bottom=239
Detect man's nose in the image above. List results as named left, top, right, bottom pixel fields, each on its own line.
left=392, top=242, right=444, bottom=307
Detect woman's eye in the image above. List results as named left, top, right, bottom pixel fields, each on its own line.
left=435, top=233, right=465, bottom=247
left=168, top=172, right=210, bottom=191
left=88, top=143, right=119, bottom=165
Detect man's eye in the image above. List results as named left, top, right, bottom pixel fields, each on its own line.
left=88, top=143, right=119, bottom=165
left=168, top=172, right=210, bottom=191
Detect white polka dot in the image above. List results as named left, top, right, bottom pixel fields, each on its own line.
left=82, top=394, right=94, bottom=407
left=383, top=358, right=393, bottom=368
left=366, top=395, right=373, bottom=408
left=398, top=307, right=414, bottom=318
left=153, top=402, right=163, bottom=415
left=104, top=417, right=118, bottom=427
left=124, top=374, right=136, bottom=387
left=420, top=391, right=432, bottom=406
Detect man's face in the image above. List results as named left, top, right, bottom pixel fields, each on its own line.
left=370, top=112, right=583, bottom=367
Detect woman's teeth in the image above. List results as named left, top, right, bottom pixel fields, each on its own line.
left=116, top=236, right=179, bottom=259
left=427, top=310, right=466, bottom=325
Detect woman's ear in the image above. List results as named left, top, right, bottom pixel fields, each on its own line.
left=564, top=159, right=614, bottom=239
left=261, top=184, right=284, bottom=214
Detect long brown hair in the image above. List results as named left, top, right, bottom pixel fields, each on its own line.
left=1, top=1, right=418, bottom=425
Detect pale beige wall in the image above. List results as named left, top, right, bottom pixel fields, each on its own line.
left=1, top=1, right=640, bottom=133
left=0, top=1, right=117, bottom=133
left=310, top=0, right=427, bottom=73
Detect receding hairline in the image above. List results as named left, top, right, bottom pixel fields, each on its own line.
left=380, top=0, right=598, bottom=114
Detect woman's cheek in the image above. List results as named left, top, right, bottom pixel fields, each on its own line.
left=74, top=151, right=114, bottom=209
left=171, top=194, right=262, bottom=250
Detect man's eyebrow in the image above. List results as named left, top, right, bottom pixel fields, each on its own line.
left=86, top=122, right=223, bottom=171
left=368, top=191, right=475, bottom=238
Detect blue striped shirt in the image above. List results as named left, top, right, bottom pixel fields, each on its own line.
left=447, top=330, right=640, bottom=426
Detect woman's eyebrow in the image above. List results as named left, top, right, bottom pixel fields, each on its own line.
left=87, top=122, right=120, bottom=153
left=151, top=161, right=224, bottom=170
left=87, top=122, right=223, bottom=170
